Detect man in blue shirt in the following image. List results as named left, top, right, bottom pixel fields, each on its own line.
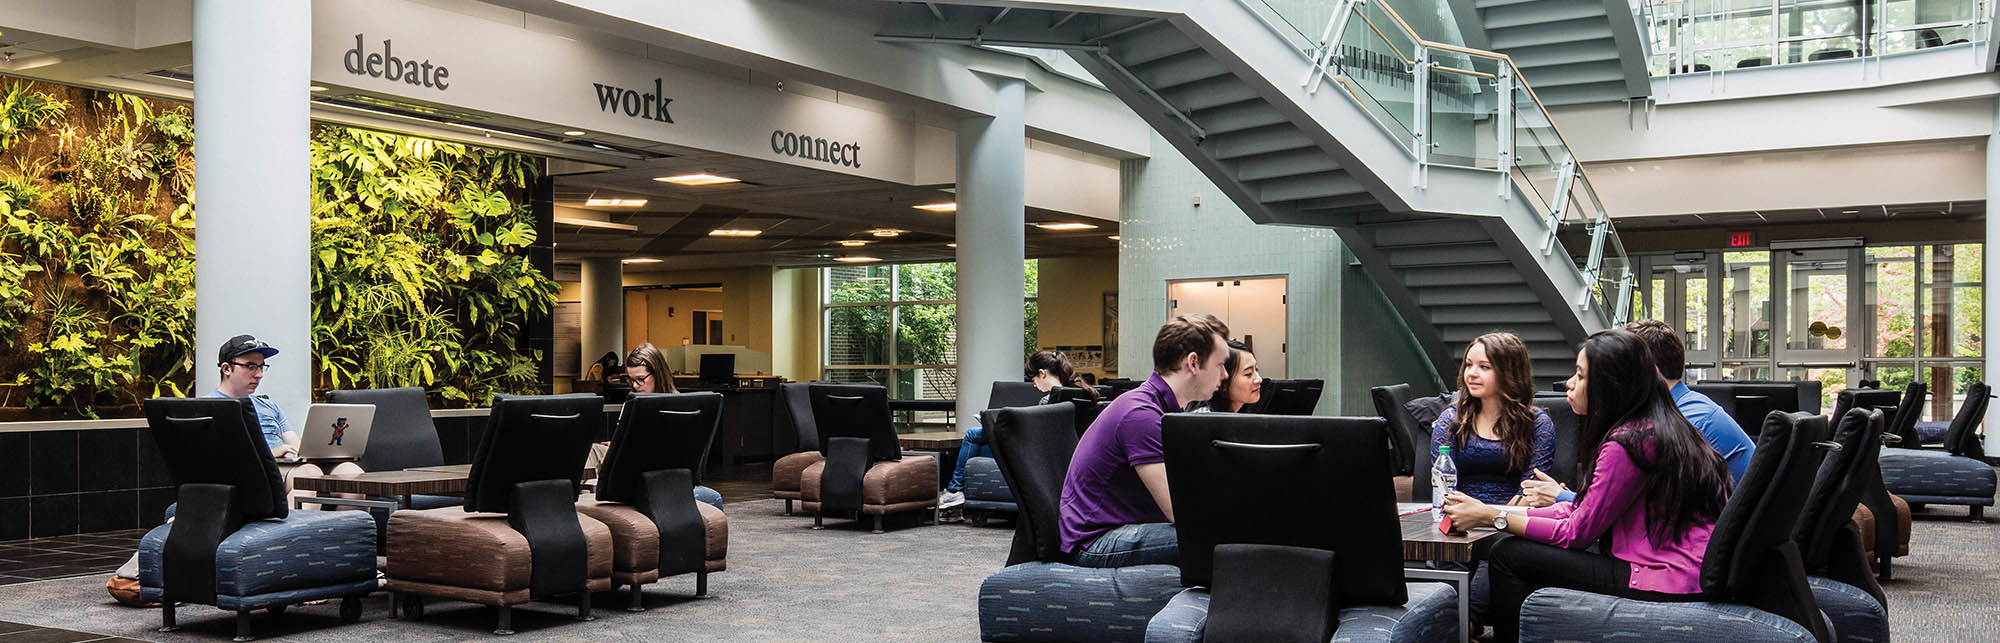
left=1523, top=320, right=1756, bottom=505
left=201, top=335, right=297, bottom=458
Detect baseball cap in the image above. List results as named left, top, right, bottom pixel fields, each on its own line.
left=217, top=335, right=280, bottom=363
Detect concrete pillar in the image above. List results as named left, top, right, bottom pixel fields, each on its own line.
left=1986, top=101, right=1999, bottom=457
left=580, top=258, right=625, bottom=377
left=193, top=0, right=310, bottom=417
left=955, top=76, right=1028, bottom=428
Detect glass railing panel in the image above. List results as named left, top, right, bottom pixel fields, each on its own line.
left=1425, top=49, right=1504, bottom=170
left=1781, top=35, right=1863, bottom=63
left=1510, top=86, right=1563, bottom=219
left=1878, top=23, right=1982, bottom=54
left=1333, top=1, right=1420, bottom=148
left=1651, top=0, right=1988, bottom=74
left=1243, top=0, right=1324, bottom=54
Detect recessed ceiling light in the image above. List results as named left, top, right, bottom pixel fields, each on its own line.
left=656, top=173, right=741, bottom=186
left=839, top=240, right=872, bottom=247
left=622, top=257, right=663, bottom=264
left=914, top=202, right=957, bottom=213
left=1034, top=222, right=1100, bottom=231
left=834, top=256, right=882, bottom=263
left=946, top=243, right=958, bottom=248
left=870, top=228, right=905, bottom=238
left=563, top=130, right=586, bottom=136
left=585, top=198, right=647, bottom=207
left=308, top=85, right=329, bottom=92
left=709, top=229, right=763, bottom=237
left=1840, top=209, right=1859, bottom=214
left=1108, top=235, right=1121, bottom=241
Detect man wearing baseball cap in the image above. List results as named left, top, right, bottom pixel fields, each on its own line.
left=200, top=334, right=298, bottom=458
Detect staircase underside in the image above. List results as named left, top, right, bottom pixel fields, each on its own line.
left=1447, top=0, right=1653, bottom=106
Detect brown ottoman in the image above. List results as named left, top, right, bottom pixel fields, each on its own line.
left=800, top=454, right=939, bottom=532
left=772, top=451, right=825, bottom=514
left=575, top=495, right=730, bottom=609
left=383, top=508, right=615, bottom=634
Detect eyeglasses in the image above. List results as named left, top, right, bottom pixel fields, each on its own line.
left=629, top=372, right=652, bottom=383
left=225, top=361, right=272, bottom=372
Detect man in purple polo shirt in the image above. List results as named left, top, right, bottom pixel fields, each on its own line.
left=1059, top=313, right=1231, bottom=568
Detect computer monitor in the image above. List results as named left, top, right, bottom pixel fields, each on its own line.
left=699, top=352, right=736, bottom=382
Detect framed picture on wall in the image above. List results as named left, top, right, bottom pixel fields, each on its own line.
left=1103, top=292, right=1118, bottom=374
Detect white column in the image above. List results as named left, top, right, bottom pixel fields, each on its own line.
left=580, top=258, right=625, bottom=376
left=955, top=76, right=1028, bottom=428
left=1986, top=100, right=2000, bottom=457
left=193, top=0, right=310, bottom=417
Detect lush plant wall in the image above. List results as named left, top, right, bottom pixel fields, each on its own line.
left=0, top=78, right=553, bottom=418
left=0, top=81, right=196, bottom=417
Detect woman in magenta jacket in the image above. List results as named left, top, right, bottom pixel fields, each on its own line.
left=1442, top=329, right=1732, bottom=643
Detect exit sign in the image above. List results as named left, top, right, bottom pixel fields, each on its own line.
left=1727, top=231, right=1756, bottom=248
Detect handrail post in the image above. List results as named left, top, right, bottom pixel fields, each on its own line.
left=1496, top=64, right=1513, bottom=198
left=1540, top=155, right=1575, bottom=254
left=1304, top=0, right=1356, bottom=94
left=1615, top=270, right=1636, bottom=325
left=1412, top=47, right=1429, bottom=187
left=1580, top=212, right=1608, bottom=309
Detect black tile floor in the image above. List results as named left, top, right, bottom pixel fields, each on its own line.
left=0, top=529, right=147, bottom=587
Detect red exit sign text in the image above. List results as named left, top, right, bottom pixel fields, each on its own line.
left=1727, top=231, right=1756, bottom=248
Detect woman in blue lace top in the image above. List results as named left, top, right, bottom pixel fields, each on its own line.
left=1431, top=332, right=1555, bottom=505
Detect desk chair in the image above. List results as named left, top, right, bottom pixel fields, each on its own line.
left=575, top=392, right=729, bottom=609
left=136, top=398, right=377, bottom=641
left=797, top=384, right=939, bottom=532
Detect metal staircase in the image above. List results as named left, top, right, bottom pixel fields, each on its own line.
left=876, top=0, right=1636, bottom=386
left=1444, top=0, right=1654, bottom=105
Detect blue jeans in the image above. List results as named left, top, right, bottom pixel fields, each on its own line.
left=1073, top=522, right=1179, bottom=568
left=948, top=425, right=991, bottom=492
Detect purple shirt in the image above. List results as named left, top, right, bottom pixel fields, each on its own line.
left=1523, top=420, right=1717, bottom=595
left=1059, top=372, right=1180, bottom=553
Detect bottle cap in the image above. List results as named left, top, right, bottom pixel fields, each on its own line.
left=1439, top=446, right=1451, bottom=454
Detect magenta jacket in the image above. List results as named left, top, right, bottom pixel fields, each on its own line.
left=1523, top=421, right=1716, bottom=595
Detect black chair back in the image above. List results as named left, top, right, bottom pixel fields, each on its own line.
left=1791, top=406, right=1886, bottom=605
left=596, top=392, right=724, bottom=502
left=1247, top=379, right=1324, bottom=416
left=1405, top=393, right=1450, bottom=502
left=1828, top=388, right=1899, bottom=428
left=328, top=386, right=444, bottom=472
left=1101, top=378, right=1143, bottom=398
left=1533, top=396, right=1582, bottom=488
left=1163, top=414, right=1406, bottom=606
left=1884, top=382, right=1926, bottom=448
left=463, top=394, right=603, bottom=513
left=1943, top=382, right=1990, bottom=457
left=1369, top=384, right=1420, bottom=477
left=809, top=383, right=900, bottom=462
left=985, top=403, right=1080, bottom=566
left=988, top=380, right=1046, bottom=409
left=1700, top=410, right=1832, bottom=641
left=144, top=397, right=288, bottom=520
left=780, top=382, right=820, bottom=453
left=1073, top=400, right=1111, bottom=436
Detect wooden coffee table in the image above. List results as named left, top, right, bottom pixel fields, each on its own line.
left=1398, top=502, right=1506, bottom=643
left=291, top=466, right=597, bottom=511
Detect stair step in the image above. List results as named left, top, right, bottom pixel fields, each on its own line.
left=1107, top=24, right=1203, bottom=68
left=1357, top=211, right=1439, bottom=225
left=1439, top=325, right=1566, bottom=343
left=1489, top=19, right=1615, bottom=50
left=1517, top=59, right=1627, bottom=87
left=1505, top=40, right=1623, bottom=69
left=1207, top=124, right=1314, bottom=160
left=1160, top=75, right=1260, bottom=113
left=1427, top=304, right=1552, bottom=325
left=1388, top=244, right=1511, bottom=268
left=1192, top=100, right=1291, bottom=137
left=1234, top=147, right=1341, bottom=182
left=1254, top=171, right=1366, bottom=204
left=1294, top=193, right=1384, bottom=213
left=1400, top=266, right=1527, bottom=288
left=1528, top=81, right=1633, bottom=106
left=1368, top=221, right=1491, bottom=247
left=1482, top=0, right=1608, bottom=30
left=1131, top=50, right=1234, bottom=91
left=1413, top=283, right=1537, bottom=305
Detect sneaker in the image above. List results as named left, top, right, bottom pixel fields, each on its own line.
left=939, top=490, right=965, bottom=508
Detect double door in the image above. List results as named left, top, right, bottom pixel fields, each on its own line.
left=1643, top=248, right=1862, bottom=408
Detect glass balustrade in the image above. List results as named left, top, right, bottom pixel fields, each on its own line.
left=1640, top=0, right=1988, bottom=74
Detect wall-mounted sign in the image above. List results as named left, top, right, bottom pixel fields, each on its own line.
left=772, top=130, right=860, bottom=168
left=1727, top=230, right=1756, bottom=248
left=593, top=78, right=673, bottom=124
left=342, top=34, right=449, bottom=90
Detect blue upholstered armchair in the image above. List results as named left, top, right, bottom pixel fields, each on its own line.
left=137, top=397, right=378, bottom=641
left=1880, top=381, right=1994, bottom=521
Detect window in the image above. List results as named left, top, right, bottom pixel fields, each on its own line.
left=822, top=260, right=1039, bottom=405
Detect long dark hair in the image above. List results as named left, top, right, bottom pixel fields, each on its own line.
left=625, top=343, right=677, bottom=394
left=1206, top=340, right=1254, bottom=411
left=1445, top=332, right=1539, bottom=471
left=1027, top=351, right=1100, bottom=402
left=1574, top=329, right=1729, bottom=546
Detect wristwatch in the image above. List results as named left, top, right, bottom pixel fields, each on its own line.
left=1491, top=512, right=1509, bottom=531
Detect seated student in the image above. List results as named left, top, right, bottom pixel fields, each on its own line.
left=201, top=335, right=362, bottom=495
left=587, top=343, right=677, bottom=471
left=1058, top=313, right=1230, bottom=568
left=1430, top=332, right=1555, bottom=505
left=1443, top=329, right=1731, bottom=643
left=1518, top=320, right=1754, bottom=506
left=940, top=351, right=1101, bottom=508
left=1191, top=340, right=1260, bottom=413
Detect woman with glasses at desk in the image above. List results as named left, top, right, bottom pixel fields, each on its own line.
left=587, top=343, right=679, bottom=470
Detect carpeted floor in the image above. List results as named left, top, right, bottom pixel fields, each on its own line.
left=0, top=493, right=1994, bottom=642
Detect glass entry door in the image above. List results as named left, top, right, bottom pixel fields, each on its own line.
left=1648, top=253, right=1720, bottom=379
left=1774, top=248, right=1863, bottom=368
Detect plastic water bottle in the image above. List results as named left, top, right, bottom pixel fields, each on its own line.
left=1432, top=446, right=1458, bottom=522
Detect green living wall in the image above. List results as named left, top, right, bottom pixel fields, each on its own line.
left=0, top=78, right=553, bottom=419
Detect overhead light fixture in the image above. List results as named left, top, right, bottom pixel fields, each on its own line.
left=563, top=130, right=586, bottom=136
left=839, top=240, right=872, bottom=247
left=1840, top=209, right=1859, bottom=214
left=1034, top=222, right=1100, bottom=231
left=1108, top=235, right=1121, bottom=241
left=913, top=202, right=957, bottom=213
left=309, top=85, right=329, bottom=92
left=834, top=256, right=882, bottom=263
left=708, top=229, right=764, bottom=237
left=622, top=257, right=663, bottom=264
left=584, top=198, right=647, bottom=207
left=656, top=173, right=741, bottom=186
left=553, top=216, right=638, bottom=232
left=947, top=243, right=958, bottom=248
left=870, top=228, right=905, bottom=238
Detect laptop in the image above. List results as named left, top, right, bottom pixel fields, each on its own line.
left=294, top=403, right=377, bottom=463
